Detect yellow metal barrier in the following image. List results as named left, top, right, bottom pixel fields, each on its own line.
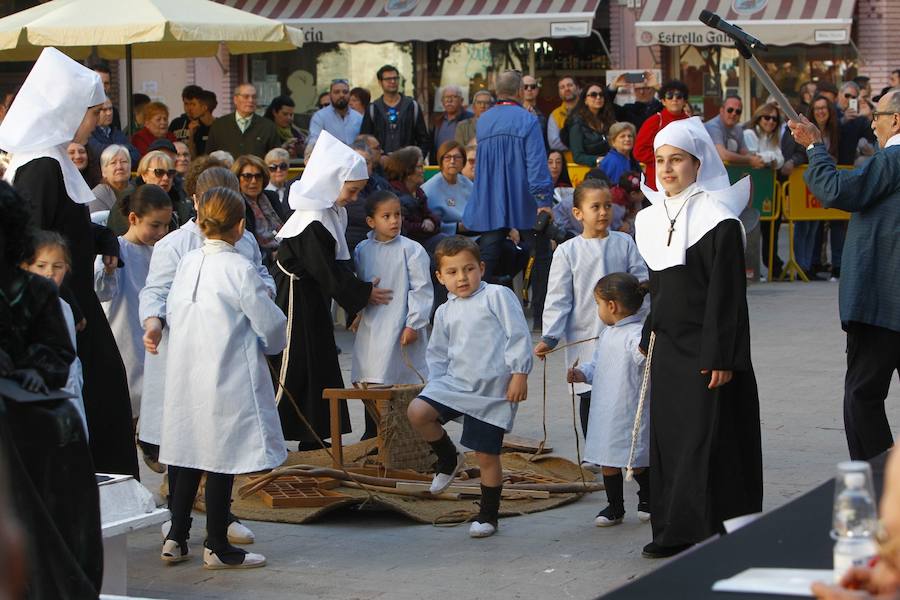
left=778, top=165, right=851, bottom=282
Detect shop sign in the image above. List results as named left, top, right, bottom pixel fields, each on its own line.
left=732, top=0, right=767, bottom=16
left=550, top=21, right=591, bottom=38
left=650, top=30, right=734, bottom=46
left=294, top=27, right=326, bottom=43
left=815, top=30, right=848, bottom=43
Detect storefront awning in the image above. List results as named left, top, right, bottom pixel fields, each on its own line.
left=218, top=0, right=602, bottom=43
left=635, top=0, right=855, bottom=47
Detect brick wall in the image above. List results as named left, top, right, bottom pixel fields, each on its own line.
left=855, top=0, right=900, bottom=93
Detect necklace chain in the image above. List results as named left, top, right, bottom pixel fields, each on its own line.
left=663, top=193, right=693, bottom=246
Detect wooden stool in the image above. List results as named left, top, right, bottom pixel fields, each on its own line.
left=322, top=387, right=394, bottom=470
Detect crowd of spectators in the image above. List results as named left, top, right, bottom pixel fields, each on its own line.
left=54, top=61, right=891, bottom=300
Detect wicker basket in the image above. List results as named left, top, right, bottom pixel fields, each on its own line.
left=377, top=383, right=436, bottom=472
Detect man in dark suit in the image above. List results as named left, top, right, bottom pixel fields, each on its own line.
left=205, top=83, right=281, bottom=159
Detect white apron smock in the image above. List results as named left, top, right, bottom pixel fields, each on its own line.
left=542, top=232, right=647, bottom=394
left=159, top=240, right=287, bottom=474
left=138, top=220, right=273, bottom=445
left=351, top=233, right=432, bottom=385
left=421, top=282, right=532, bottom=432
left=94, top=237, right=152, bottom=416
left=580, top=314, right=649, bottom=468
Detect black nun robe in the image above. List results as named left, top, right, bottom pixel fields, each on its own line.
left=634, top=117, right=763, bottom=550
left=1, top=48, right=138, bottom=477
left=271, top=131, right=373, bottom=444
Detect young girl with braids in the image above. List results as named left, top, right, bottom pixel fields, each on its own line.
left=159, top=187, right=286, bottom=569
left=567, top=272, right=650, bottom=527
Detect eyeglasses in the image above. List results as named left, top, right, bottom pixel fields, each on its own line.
left=664, top=91, right=685, bottom=100
left=149, top=168, right=176, bottom=178
left=844, top=93, right=858, bottom=99
left=760, top=115, right=777, bottom=122
left=268, top=162, right=289, bottom=171
left=725, top=107, right=743, bottom=115
left=239, top=172, right=264, bottom=181
left=442, top=154, right=464, bottom=162
left=381, top=76, right=400, bottom=82
left=235, top=93, right=257, bottom=100
left=523, top=84, right=538, bottom=90
left=872, top=110, right=898, bottom=119
left=586, top=92, right=604, bottom=99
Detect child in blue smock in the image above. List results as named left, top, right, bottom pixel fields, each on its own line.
left=568, top=272, right=650, bottom=527
left=407, top=236, right=532, bottom=539
left=535, top=179, right=647, bottom=437
left=351, top=190, right=432, bottom=385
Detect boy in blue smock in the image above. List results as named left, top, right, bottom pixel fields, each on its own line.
left=407, top=236, right=533, bottom=539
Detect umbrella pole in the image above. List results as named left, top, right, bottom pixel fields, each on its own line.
left=125, top=45, right=134, bottom=136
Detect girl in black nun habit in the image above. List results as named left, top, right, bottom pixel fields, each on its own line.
left=0, top=47, right=138, bottom=477
left=634, top=117, right=763, bottom=559
left=273, top=131, right=393, bottom=448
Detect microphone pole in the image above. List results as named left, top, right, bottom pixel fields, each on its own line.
left=699, top=11, right=800, bottom=122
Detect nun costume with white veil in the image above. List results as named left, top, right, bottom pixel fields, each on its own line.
left=272, top=131, right=373, bottom=444
left=633, top=117, right=762, bottom=555
left=0, top=48, right=139, bottom=478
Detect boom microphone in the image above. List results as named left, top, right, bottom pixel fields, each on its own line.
left=699, top=10, right=769, bottom=52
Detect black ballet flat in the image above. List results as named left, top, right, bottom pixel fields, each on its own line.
left=641, top=541, right=692, bottom=559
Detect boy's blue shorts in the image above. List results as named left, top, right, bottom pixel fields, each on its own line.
left=420, top=396, right=505, bottom=455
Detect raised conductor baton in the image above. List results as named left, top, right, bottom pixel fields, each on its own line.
left=699, top=10, right=800, bottom=122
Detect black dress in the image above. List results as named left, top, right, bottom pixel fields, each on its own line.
left=641, top=219, right=763, bottom=547
left=1, top=271, right=104, bottom=597
left=14, top=157, right=139, bottom=477
left=273, top=221, right=372, bottom=442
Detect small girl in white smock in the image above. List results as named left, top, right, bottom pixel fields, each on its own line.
left=20, top=231, right=87, bottom=432
left=351, top=189, right=432, bottom=387
left=568, top=272, right=650, bottom=527
left=94, top=184, right=172, bottom=424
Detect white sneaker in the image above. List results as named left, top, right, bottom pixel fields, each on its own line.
left=227, top=521, right=255, bottom=544
left=469, top=520, right=497, bottom=538
left=161, top=520, right=255, bottom=544
left=429, top=451, right=466, bottom=494
left=203, top=547, right=266, bottom=570
left=160, top=539, right=189, bottom=563
left=638, top=510, right=651, bottom=523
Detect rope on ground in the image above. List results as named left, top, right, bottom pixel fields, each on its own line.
left=625, top=331, right=655, bottom=482
left=527, top=335, right=598, bottom=465
left=262, top=358, right=380, bottom=507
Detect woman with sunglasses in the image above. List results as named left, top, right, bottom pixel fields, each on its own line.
left=743, top=104, right=785, bottom=169
left=232, top=154, right=289, bottom=265
left=634, top=80, right=691, bottom=191
left=108, top=150, right=182, bottom=235
left=566, top=83, right=617, bottom=167
left=264, top=148, right=292, bottom=212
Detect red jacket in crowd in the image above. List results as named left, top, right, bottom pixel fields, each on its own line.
left=633, top=109, right=690, bottom=191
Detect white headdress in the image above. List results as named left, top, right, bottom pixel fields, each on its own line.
left=635, top=117, right=750, bottom=270
left=0, top=47, right=106, bottom=204
left=276, top=131, right=369, bottom=259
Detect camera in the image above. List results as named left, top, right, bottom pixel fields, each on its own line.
left=534, top=211, right=570, bottom=244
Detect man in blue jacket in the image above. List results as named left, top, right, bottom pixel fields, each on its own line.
left=788, top=89, right=900, bottom=461
left=463, top=70, right=553, bottom=288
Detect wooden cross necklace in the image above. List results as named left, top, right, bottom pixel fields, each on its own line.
left=663, top=195, right=690, bottom=246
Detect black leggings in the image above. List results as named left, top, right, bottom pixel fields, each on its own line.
left=166, top=466, right=234, bottom=552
